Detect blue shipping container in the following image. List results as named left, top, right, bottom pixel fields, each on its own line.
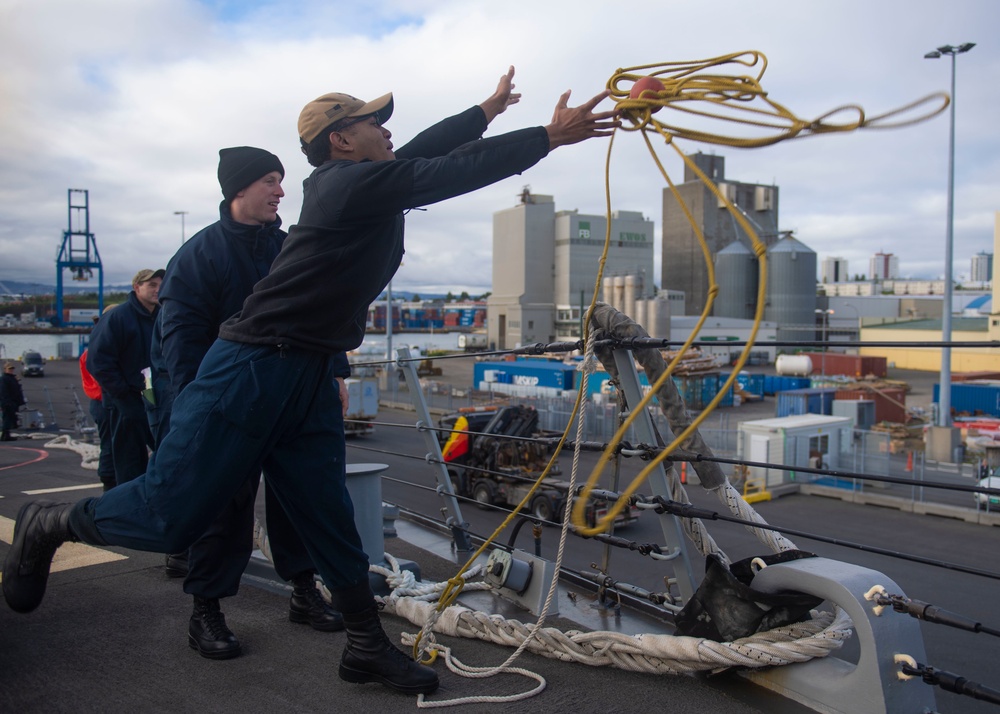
left=775, top=387, right=839, bottom=418
left=583, top=370, right=734, bottom=408
left=722, top=372, right=766, bottom=398
left=763, top=375, right=811, bottom=396
left=474, top=359, right=577, bottom=390
left=934, top=383, right=1000, bottom=417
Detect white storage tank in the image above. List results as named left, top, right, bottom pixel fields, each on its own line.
left=775, top=354, right=813, bottom=376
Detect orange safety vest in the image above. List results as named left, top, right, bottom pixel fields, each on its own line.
left=80, top=349, right=102, bottom=401
left=441, top=416, right=470, bottom=462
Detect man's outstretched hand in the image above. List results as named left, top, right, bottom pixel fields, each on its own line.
left=480, top=66, right=522, bottom=124
left=545, top=90, right=620, bottom=149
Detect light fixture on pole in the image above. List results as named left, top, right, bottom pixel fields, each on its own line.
left=924, top=42, right=975, bottom=427
left=815, top=308, right=834, bottom=376
left=173, top=211, right=189, bottom=246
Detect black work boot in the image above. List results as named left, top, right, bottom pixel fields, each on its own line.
left=338, top=606, right=439, bottom=694
left=188, top=596, right=241, bottom=660
left=164, top=552, right=189, bottom=578
left=3, top=501, right=76, bottom=613
left=289, top=572, right=344, bottom=632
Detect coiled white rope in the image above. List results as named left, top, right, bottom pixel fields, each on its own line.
left=387, top=596, right=851, bottom=675
left=41, top=433, right=100, bottom=470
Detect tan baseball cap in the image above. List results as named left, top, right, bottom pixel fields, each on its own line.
left=132, top=268, right=165, bottom=286
left=297, top=92, right=394, bottom=144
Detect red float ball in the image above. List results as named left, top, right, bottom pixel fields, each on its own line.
left=629, top=76, right=664, bottom=102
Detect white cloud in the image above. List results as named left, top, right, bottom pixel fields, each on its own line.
left=1, top=0, right=997, bottom=293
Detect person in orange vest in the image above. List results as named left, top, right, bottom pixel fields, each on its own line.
left=80, top=347, right=115, bottom=491
left=441, top=415, right=471, bottom=463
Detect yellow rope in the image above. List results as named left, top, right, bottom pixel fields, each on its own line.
left=422, top=50, right=948, bottom=647
left=567, top=52, right=947, bottom=535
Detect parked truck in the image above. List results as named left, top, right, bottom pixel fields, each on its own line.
left=457, top=333, right=489, bottom=352
left=438, top=404, right=639, bottom=528
left=344, top=376, right=378, bottom=436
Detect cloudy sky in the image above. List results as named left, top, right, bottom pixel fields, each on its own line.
left=1, top=0, right=997, bottom=295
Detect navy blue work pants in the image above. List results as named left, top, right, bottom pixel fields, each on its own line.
left=70, top=340, right=370, bottom=594
left=183, top=469, right=315, bottom=598
left=89, top=398, right=115, bottom=491
left=105, top=392, right=154, bottom=486
left=146, top=362, right=316, bottom=597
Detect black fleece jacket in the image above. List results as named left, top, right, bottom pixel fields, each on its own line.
left=219, top=106, right=549, bottom=353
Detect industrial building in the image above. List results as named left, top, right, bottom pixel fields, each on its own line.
left=487, top=189, right=656, bottom=349
left=869, top=251, right=899, bottom=280
left=858, top=211, right=1000, bottom=372
left=971, top=250, right=994, bottom=284
left=661, top=152, right=781, bottom=316
left=820, top=256, right=850, bottom=284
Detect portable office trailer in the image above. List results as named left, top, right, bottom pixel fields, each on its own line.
left=738, top=414, right=854, bottom=491
left=832, top=399, right=876, bottom=431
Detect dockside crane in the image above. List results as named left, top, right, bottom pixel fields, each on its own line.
left=55, top=188, right=103, bottom=325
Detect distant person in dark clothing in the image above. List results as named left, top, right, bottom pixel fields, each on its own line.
left=86, top=269, right=162, bottom=485
left=79, top=347, right=115, bottom=491
left=1, top=361, right=26, bottom=441
left=3, top=67, right=618, bottom=695
left=152, top=146, right=346, bottom=660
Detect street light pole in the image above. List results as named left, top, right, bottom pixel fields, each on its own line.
left=924, top=42, right=975, bottom=427
left=815, top=308, right=834, bottom=376
left=173, top=210, right=189, bottom=246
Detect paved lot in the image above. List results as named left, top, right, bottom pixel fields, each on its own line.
left=2, top=353, right=995, bottom=713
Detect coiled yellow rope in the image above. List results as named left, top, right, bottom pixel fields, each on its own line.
left=565, top=51, right=947, bottom=534
left=422, top=50, right=948, bottom=652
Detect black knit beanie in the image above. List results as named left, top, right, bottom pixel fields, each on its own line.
left=218, top=147, right=285, bottom=202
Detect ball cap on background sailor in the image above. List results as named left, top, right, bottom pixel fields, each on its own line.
left=297, top=92, right=394, bottom=144
left=132, top=268, right=165, bottom=286
left=217, top=146, right=285, bottom=202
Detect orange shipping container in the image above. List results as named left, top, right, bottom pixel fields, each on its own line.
left=804, top=353, right=887, bottom=378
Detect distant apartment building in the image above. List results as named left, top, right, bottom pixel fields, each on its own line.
left=820, top=256, right=849, bottom=284
left=971, top=251, right=993, bottom=283
left=869, top=252, right=899, bottom=280
left=661, top=152, right=780, bottom=316
left=488, top=190, right=655, bottom=349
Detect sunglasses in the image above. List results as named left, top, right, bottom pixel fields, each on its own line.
left=334, top=114, right=381, bottom=132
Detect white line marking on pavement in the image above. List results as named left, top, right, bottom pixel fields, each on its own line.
left=24, top=483, right=103, bottom=495
left=0, top=515, right=127, bottom=572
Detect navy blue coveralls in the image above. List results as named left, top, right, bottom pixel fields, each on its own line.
left=86, top=292, right=157, bottom=485
left=151, top=204, right=350, bottom=596
left=69, top=107, right=551, bottom=610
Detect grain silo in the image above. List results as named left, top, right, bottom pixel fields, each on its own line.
left=602, top=276, right=614, bottom=306
left=645, top=294, right=671, bottom=338
left=612, top=275, right=626, bottom=313
left=633, top=297, right=648, bottom=330
left=713, top=240, right=757, bottom=319
left=623, top=274, right=639, bottom=318
left=764, top=235, right=817, bottom=344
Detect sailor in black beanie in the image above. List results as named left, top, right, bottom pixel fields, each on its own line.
left=141, top=146, right=349, bottom=660
left=217, top=146, right=285, bottom=202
